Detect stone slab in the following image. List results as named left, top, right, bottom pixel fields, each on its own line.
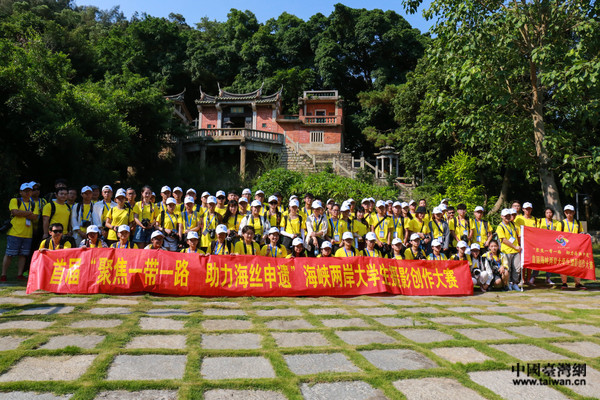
left=8, top=290, right=28, bottom=296
left=360, top=349, right=437, bottom=371
left=126, top=335, right=187, bottom=349
left=201, top=301, right=239, bottom=308
left=0, top=321, right=54, bottom=330
left=355, top=307, right=396, bottom=316
left=151, top=300, right=189, bottom=306
left=106, top=355, right=186, bottom=380
left=139, top=317, right=185, bottom=331
left=272, top=332, right=330, bottom=347
left=446, top=306, right=483, bottom=313
left=335, top=330, right=396, bottom=345
left=300, top=381, right=387, bottom=400
left=295, top=299, right=336, bottom=306
left=201, top=356, right=275, bottom=379
left=564, top=366, right=600, bottom=398
left=88, top=307, right=131, bottom=315
left=378, top=298, right=418, bottom=306
left=40, top=334, right=104, bottom=350
left=0, top=355, right=96, bottom=381
left=45, top=297, right=88, bottom=304
left=506, top=326, right=566, bottom=338
left=94, top=390, right=177, bottom=400
left=19, top=306, right=74, bottom=315
left=202, top=333, right=262, bottom=349
left=202, top=319, right=253, bottom=331
left=395, top=329, right=454, bottom=343
left=146, top=309, right=190, bottom=316
left=253, top=301, right=291, bottom=306
left=308, top=308, right=349, bottom=316
left=394, top=377, right=486, bottom=400
left=468, top=370, right=569, bottom=400
left=486, top=306, right=523, bottom=313
left=202, top=309, right=247, bottom=316
left=552, top=341, right=600, bottom=358
left=0, top=298, right=34, bottom=305
left=321, top=318, right=370, bottom=328
left=556, top=323, right=600, bottom=335
left=340, top=299, right=381, bottom=307
left=265, top=319, right=313, bottom=330
left=0, top=393, right=72, bottom=400
left=470, top=315, right=520, bottom=324
left=0, top=336, right=27, bottom=351
left=428, top=316, right=476, bottom=325
left=490, top=344, right=568, bottom=361
left=455, top=327, right=517, bottom=340
left=69, top=319, right=123, bottom=329
left=432, top=347, right=491, bottom=363
left=404, top=307, right=442, bottom=314
left=284, top=353, right=360, bottom=375
left=204, top=390, right=286, bottom=400
left=255, top=308, right=302, bottom=317
left=96, top=298, right=138, bottom=306
left=518, top=313, right=562, bottom=322
left=373, top=317, right=423, bottom=327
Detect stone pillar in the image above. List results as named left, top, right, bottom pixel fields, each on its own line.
left=240, top=140, right=247, bottom=177
left=376, top=158, right=379, bottom=179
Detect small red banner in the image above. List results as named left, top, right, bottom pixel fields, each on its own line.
left=26, top=249, right=473, bottom=296
left=522, top=226, right=596, bottom=280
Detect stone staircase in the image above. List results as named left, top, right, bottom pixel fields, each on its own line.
left=279, top=143, right=318, bottom=173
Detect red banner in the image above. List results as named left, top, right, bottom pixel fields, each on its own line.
left=522, top=226, right=596, bottom=280
left=26, top=248, right=473, bottom=296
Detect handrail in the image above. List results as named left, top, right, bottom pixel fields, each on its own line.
left=185, top=128, right=284, bottom=144
left=284, top=136, right=316, bottom=166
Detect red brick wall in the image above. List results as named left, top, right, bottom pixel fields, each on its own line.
left=256, top=106, right=277, bottom=132
left=306, top=103, right=336, bottom=116
left=200, top=108, right=218, bottom=129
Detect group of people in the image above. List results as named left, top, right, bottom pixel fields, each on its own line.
left=2, top=179, right=588, bottom=292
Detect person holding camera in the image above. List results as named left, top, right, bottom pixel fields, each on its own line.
left=71, top=186, right=95, bottom=244
left=223, top=199, right=241, bottom=243
left=428, top=207, right=450, bottom=255
left=92, top=185, right=116, bottom=233
left=155, top=197, right=181, bottom=251
left=360, top=232, right=385, bottom=258
left=482, top=239, right=510, bottom=290
left=427, top=239, right=448, bottom=260
left=181, top=231, right=204, bottom=254
left=280, top=199, right=305, bottom=251
left=370, top=200, right=392, bottom=256
left=133, top=185, right=156, bottom=248
left=39, top=223, right=71, bottom=250
left=496, top=208, right=522, bottom=291
left=233, top=225, right=261, bottom=255
left=104, top=189, right=135, bottom=246
left=261, top=227, right=287, bottom=258
left=238, top=200, right=270, bottom=246
left=209, top=225, right=232, bottom=255
left=79, top=225, right=106, bottom=248
left=404, top=233, right=427, bottom=260
left=469, top=243, right=492, bottom=292
left=407, top=206, right=431, bottom=253
left=200, top=196, right=222, bottom=252
left=306, top=200, right=327, bottom=256
left=110, top=225, right=138, bottom=249
left=181, top=196, right=201, bottom=238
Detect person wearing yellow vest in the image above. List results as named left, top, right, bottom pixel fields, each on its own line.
left=79, top=225, right=107, bottom=248
left=209, top=225, right=232, bottom=255
left=280, top=199, right=305, bottom=251
left=451, top=241, right=472, bottom=263
left=519, top=202, right=538, bottom=285
left=482, top=240, right=510, bottom=290
left=241, top=188, right=253, bottom=204
left=469, top=243, right=492, bottom=292
left=531, top=207, right=557, bottom=286
left=239, top=200, right=270, bottom=245
left=200, top=196, right=222, bottom=251
left=334, top=231, right=357, bottom=257
left=155, top=197, right=181, bottom=251
left=301, top=192, right=314, bottom=220
left=105, top=189, right=135, bottom=246
left=390, top=237, right=404, bottom=259
left=233, top=225, right=261, bottom=255
left=222, top=199, right=242, bottom=243
left=427, top=239, right=448, bottom=260
left=287, top=237, right=310, bottom=258
left=559, top=204, right=586, bottom=290
left=495, top=208, right=522, bottom=291
left=428, top=207, right=450, bottom=254
left=181, top=231, right=205, bottom=254
left=472, top=206, right=493, bottom=250
left=92, top=185, right=116, bottom=233
left=407, top=206, right=430, bottom=251
left=261, top=227, right=287, bottom=258
left=318, top=241, right=333, bottom=258
left=215, top=190, right=228, bottom=216
left=39, top=223, right=72, bottom=251
left=181, top=196, right=201, bottom=238
left=110, top=225, right=138, bottom=249
left=42, top=187, right=72, bottom=240
left=359, top=232, right=385, bottom=257
left=265, top=196, right=282, bottom=233
left=450, top=203, right=473, bottom=247
left=238, top=196, right=250, bottom=216
left=2, top=182, right=40, bottom=281
left=71, top=186, right=95, bottom=244
left=390, top=201, right=408, bottom=246
left=370, top=200, right=392, bottom=256
left=404, top=233, right=427, bottom=260
left=133, top=185, right=157, bottom=248
left=339, top=202, right=354, bottom=243
left=144, top=230, right=166, bottom=250
left=306, top=200, right=327, bottom=256
left=511, top=200, right=524, bottom=226
left=352, top=207, right=369, bottom=251
left=326, top=203, right=347, bottom=252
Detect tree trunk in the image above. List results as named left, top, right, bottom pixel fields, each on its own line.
left=488, top=168, right=510, bottom=216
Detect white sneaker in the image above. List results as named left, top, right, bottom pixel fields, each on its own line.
left=546, top=279, right=555, bottom=286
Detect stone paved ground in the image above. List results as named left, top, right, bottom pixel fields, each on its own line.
left=0, top=286, right=598, bottom=399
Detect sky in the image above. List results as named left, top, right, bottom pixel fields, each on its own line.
left=75, top=0, right=435, bottom=34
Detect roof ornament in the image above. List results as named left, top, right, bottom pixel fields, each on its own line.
left=217, top=82, right=223, bottom=97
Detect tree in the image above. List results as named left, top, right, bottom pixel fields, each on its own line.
left=402, top=0, right=600, bottom=212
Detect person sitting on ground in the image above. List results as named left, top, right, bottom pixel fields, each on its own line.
left=110, top=225, right=138, bottom=249
left=404, top=233, right=427, bottom=260
left=450, top=241, right=471, bottom=262
left=261, top=227, right=287, bottom=258
left=286, top=237, right=309, bottom=258
left=390, top=237, right=404, bottom=259
left=39, top=223, right=71, bottom=250
left=427, top=239, right=448, bottom=260
left=181, top=231, right=204, bottom=254
left=318, top=241, right=333, bottom=258
left=209, top=225, right=232, bottom=255
left=144, top=230, right=166, bottom=250
left=482, top=239, right=509, bottom=291
left=360, top=232, right=385, bottom=258
left=79, top=225, right=106, bottom=248
left=469, top=243, right=492, bottom=292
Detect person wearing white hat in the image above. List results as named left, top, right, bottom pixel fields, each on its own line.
left=237, top=196, right=250, bottom=217
left=325, top=198, right=335, bottom=217
left=469, top=243, right=491, bottom=292
left=360, top=232, right=384, bottom=258
left=132, top=185, right=157, bottom=248
left=369, top=199, right=392, bottom=257
left=157, top=186, right=172, bottom=215
left=472, top=206, right=493, bottom=250
left=408, top=200, right=417, bottom=215
left=280, top=199, right=305, bottom=251
left=318, top=241, right=333, bottom=258
left=234, top=225, right=262, bottom=255
left=339, top=203, right=353, bottom=244
left=451, top=241, right=471, bottom=263
left=427, top=207, right=450, bottom=255
left=390, top=237, right=404, bottom=259
left=254, top=190, right=266, bottom=210
left=238, top=200, right=270, bottom=244
left=199, top=191, right=210, bottom=215
left=79, top=225, right=106, bottom=248
left=110, top=225, right=137, bottom=249
left=334, top=231, right=355, bottom=257
left=214, top=190, right=227, bottom=216
left=181, top=196, right=201, bottom=240
left=71, top=186, right=95, bottom=244
left=181, top=231, right=204, bottom=254
left=427, top=239, right=447, bottom=261
left=287, top=237, right=309, bottom=258
left=104, top=189, right=134, bottom=245
left=145, top=230, right=166, bottom=250
left=306, top=199, right=327, bottom=255
left=326, top=202, right=347, bottom=252
left=557, top=204, right=586, bottom=290
left=404, top=233, right=426, bottom=260
left=496, top=208, right=522, bottom=291
left=450, top=203, right=473, bottom=249
left=200, top=196, right=222, bottom=251
left=265, top=196, right=282, bottom=232
left=155, top=197, right=181, bottom=251
left=261, top=227, right=287, bottom=258
left=208, top=224, right=232, bottom=255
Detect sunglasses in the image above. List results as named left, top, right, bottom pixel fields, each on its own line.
left=52, top=230, right=63, bottom=233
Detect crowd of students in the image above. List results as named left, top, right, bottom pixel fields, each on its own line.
left=2, top=179, right=588, bottom=291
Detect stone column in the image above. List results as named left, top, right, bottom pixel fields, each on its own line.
left=240, top=140, right=247, bottom=177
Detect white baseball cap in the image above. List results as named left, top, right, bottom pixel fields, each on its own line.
left=510, top=208, right=517, bottom=214
left=470, top=243, right=481, bottom=250
left=187, top=231, right=199, bottom=240
left=184, top=196, right=195, bottom=204
left=386, top=200, right=393, bottom=205
left=115, top=188, right=127, bottom=198
left=173, top=186, right=183, bottom=193
left=431, top=239, right=442, bottom=247
left=441, top=198, right=450, bottom=204
left=292, top=237, right=304, bottom=246
left=342, top=231, right=354, bottom=240
left=151, top=230, right=164, bottom=239
left=268, top=195, right=278, bottom=203
left=361, top=198, right=370, bottom=204
left=393, top=201, right=402, bottom=208
left=207, top=196, right=217, bottom=204
left=340, top=204, right=350, bottom=212
left=216, top=190, right=226, bottom=197
left=376, top=200, right=386, bottom=208
left=216, top=224, right=228, bottom=235
left=102, top=185, right=113, bottom=192
left=86, top=225, right=100, bottom=234
left=242, top=188, right=252, bottom=195
left=410, top=233, right=420, bottom=241
left=166, top=197, right=177, bottom=205
left=347, top=198, right=355, bottom=203
left=161, top=186, right=171, bottom=193
left=201, top=191, right=210, bottom=198
left=432, top=207, right=442, bottom=214
left=186, top=188, right=196, bottom=195
left=409, top=200, right=417, bottom=205
left=20, top=182, right=33, bottom=191
left=457, top=240, right=468, bottom=248
left=255, top=190, right=265, bottom=195
left=401, top=202, right=409, bottom=208
left=564, top=204, right=575, bottom=211
left=321, top=241, right=332, bottom=249
left=501, top=208, right=511, bottom=217
left=474, top=206, right=484, bottom=212
left=268, top=227, right=280, bottom=235
left=238, top=197, right=248, bottom=203
left=326, top=198, right=334, bottom=204
left=80, top=186, right=92, bottom=194
left=365, top=232, right=377, bottom=241
left=312, top=200, right=323, bottom=209
left=392, top=237, right=403, bottom=245
left=523, top=202, right=533, bottom=209
left=118, top=225, right=130, bottom=233
left=251, top=200, right=262, bottom=207
left=439, top=204, right=447, bottom=211
left=289, top=199, right=300, bottom=207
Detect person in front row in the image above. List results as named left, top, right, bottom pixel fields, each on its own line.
left=39, top=223, right=71, bottom=250
left=234, top=225, right=261, bottom=255
left=450, top=241, right=471, bottom=262
left=79, top=225, right=107, bottom=248
left=334, top=231, right=356, bottom=257
left=110, top=225, right=138, bottom=249
left=210, top=225, right=232, bottom=255
left=318, top=241, right=333, bottom=258
left=404, top=233, right=426, bottom=260
left=360, top=232, right=384, bottom=257
left=482, top=240, right=509, bottom=290
left=390, top=238, right=404, bottom=259
left=261, top=227, right=287, bottom=258
left=181, top=231, right=204, bottom=254
left=469, top=243, right=492, bottom=292
left=145, top=230, right=166, bottom=250
left=287, top=237, right=309, bottom=258
left=427, top=239, right=447, bottom=260
left=558, top=204, right=586, bottom=290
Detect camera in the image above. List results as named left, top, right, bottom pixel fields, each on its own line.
left=81, top=220, right=92, bottom=228
left=226, top=231, right=236, bottom=242
left=254, top=234, right=262, bottom=243
left=461, top=234, right=469, bottom=242
left=207, top=229, right=216, bottom=239
left=141, top=218, right=151, bottom=228
left=168, top=231, right=178, bottom=238
left=472, top=269, right=481, bottom=279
